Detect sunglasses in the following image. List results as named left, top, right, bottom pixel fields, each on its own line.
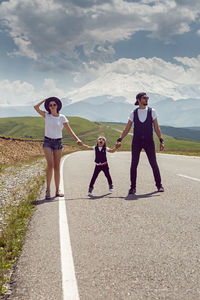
left=49, top=103, right=57, bottom=107
left=142, top=96, right=149, bottom=100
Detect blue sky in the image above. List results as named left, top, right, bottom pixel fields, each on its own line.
left=0, top=0, right=200, bottom=105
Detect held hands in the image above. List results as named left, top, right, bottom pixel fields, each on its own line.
left=116, top=137, right=122, bottom=149
left=115, top=142, right=121, bottom=149
left=76, top=139, right=83, bottom=146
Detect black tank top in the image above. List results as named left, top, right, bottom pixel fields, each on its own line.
left=95, top=146, right=107, bottom=163
left=133, top=107, right=153, bottom=141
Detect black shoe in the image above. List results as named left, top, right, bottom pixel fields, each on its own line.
left=128, top=188, right=136, bottom=195
left=157, top=185, right=164, bottom=192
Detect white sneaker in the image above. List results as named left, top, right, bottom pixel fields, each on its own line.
left=109, top=185, right=113, bottom=193
left=88, top=187, right=93, bottom=196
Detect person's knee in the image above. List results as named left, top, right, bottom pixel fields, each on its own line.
left=149, top=159, right=158, bottom=168
left=47, top=161, right=54, bottom=170
left=53, top=164, right=60, bottom=172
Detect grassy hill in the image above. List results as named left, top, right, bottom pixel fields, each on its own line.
left=0, top=116, right=132, bottom=151
left=104, top=122, right=200, bottom=155
left=160, top=126, right=200, bottom=142
left=104, top=122, right=200, bottom=141
left=0, top=117, right=200, bottom=155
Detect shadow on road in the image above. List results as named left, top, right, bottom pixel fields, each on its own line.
left=64, top=191, right=160, bottom=201
left=33, top=191, right=161, bottom=204
left=32, top=197, right=59, bottom=205
left=124, top=191, right=160, bottom=201
left=65, top=193, right=111, bottom=201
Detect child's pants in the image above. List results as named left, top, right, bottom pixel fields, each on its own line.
left=89, top=164, right=112, bottom=188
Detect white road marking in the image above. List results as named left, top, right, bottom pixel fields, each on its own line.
left=177, top=174, right=200, bottom=182
left=59, top=155, right=80, bottom=300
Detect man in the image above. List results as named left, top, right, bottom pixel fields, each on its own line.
left=116, top=92, right=164, bottom=195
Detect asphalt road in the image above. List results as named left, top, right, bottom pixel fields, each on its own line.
left=8, top=151, right=200, bottom=300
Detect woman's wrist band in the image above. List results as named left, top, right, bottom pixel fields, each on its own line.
left=117, top=137, right=122, bottom=142
left=160, top=138, right=164, bottom=144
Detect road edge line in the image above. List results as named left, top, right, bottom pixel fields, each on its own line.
left=59, top=154, right=80, bottom=300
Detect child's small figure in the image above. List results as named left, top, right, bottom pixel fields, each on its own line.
left=81, top=136, right=120, bottom=196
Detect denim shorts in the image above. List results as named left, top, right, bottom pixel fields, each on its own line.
left=43, top=137, right=63, bottom=151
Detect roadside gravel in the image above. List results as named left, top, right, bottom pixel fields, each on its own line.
left=0, top=159, right=46, bottom=232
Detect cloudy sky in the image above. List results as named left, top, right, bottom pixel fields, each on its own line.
left=0, top=0, right=200, bottom=106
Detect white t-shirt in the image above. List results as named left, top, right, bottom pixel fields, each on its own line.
left=92, top=146, right=110, bottom=151
left=129, top=107, right=157, bottom=123
left=45, top=113, right=68, bottom=139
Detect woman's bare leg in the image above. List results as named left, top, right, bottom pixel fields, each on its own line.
left=43, top=148, right=54, bottom=191
left=53, top=150, right=62, bottom=192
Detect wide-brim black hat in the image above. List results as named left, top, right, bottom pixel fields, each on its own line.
left=44, top=97, right=62, bottom=112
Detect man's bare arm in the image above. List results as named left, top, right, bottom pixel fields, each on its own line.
left=153, top=118, right=164, bottom=151
left=115, top=120, right=132, bottom=147
left=120, top=120, right=132, bottom=139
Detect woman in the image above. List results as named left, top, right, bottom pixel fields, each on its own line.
left=34, top=97, right=82, bottom=199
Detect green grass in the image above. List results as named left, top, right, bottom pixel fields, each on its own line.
left=0, top=116, right=100, bottom=143
left=0, top=175, right=45, bottom=295
left=0, top=116, right=125, bottom=148
left=0, top=117, right=44, bottom=140
left=0, top=164, right=5, bottom=175
left=0, top=145, right=78, bottom=295
left=0, top=117, right=199, bottom=155
left=104, top=122, right=200, bottom=155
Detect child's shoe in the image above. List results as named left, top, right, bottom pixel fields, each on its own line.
left=109, top=184, right=113, bottom=192
left=88, top=187, right=93, bottom=196
left=157, top=185, right=164, bottom=192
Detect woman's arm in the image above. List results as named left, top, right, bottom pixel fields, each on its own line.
left=34, top=99, right=46, bottom=118
left=81, top=144, right=94, bottom=150
left=63, top=122, right=82, bottom=145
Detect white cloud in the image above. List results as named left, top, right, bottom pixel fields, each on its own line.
left=43, top=78, right=67, bottom=98
left=0, top=78, right=67, bottom=105
left=67, top=56, right=200, bottom=103
left=174, top=56, right=200, bottom=68
left=0, top=80, right=36, bottom=105
left=9, top=37, right=38, bottom=60
left=0, top=0, right=199, bottom=67
left=1, top=55, right=200, bottom=106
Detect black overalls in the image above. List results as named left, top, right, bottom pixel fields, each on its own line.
left=130, top=107, right=162, bottom=189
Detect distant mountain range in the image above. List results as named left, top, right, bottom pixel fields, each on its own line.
left=160, top=126, right=200, bottom=142
left=0, top=94, right=200, bottom=128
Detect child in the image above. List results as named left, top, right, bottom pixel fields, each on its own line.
left=81, top=136, right=119, bottom=196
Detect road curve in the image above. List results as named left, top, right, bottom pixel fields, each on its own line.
left=9, top=151, right=200, bottom=300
